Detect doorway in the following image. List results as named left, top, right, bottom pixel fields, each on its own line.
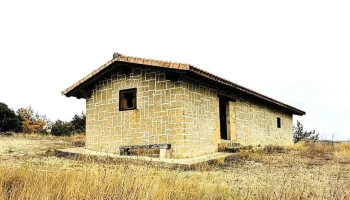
left=219, top=97, right=228, bottom=140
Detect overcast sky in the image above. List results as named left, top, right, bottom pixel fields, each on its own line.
left=1, top=1, right=349, bottom=141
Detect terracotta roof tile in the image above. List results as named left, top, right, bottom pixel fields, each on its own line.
left=170, top=62, right=180, bottom=69
left=62, top=53, right=305, bottom=115
left=134, top=57, right=144, bottom=64
left=143, top=58, right=152, bottom=65
left=151, top=59, right=160, bottom=66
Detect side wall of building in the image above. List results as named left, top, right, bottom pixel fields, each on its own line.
left=233, top=98, right=294, bottom=146
left=177, top=78, right=294, bottom=152
left=85, top=66, right=294, bottom=158
left=85, top=67, right=187, bottom=155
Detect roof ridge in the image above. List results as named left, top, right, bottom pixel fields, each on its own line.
left=62, top=52, right=305, bottom=115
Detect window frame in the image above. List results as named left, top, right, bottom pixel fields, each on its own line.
left=119, top=88, right=137, bottom=111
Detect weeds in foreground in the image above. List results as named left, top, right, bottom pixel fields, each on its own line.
left=263, top=145, right=285, bottom=154
left=1, top=157, right=350, bottom=200
left=334, top=142, right=350, bottom=159
left=1, top=135, right=350, bottom=199
left=292, top=141, right=350, bottom=159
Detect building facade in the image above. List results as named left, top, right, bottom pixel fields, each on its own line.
left=63, top=53, right=304, bottom=158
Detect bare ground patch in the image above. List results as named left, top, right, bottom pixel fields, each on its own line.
left=0, top=135, right=79, bottom=168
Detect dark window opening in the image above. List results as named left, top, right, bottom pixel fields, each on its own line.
left=277, top=117, right=281, bottom=128
left=119, top=88, right=137, bottom=111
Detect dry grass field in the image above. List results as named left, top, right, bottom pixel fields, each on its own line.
left=1, top=134, right=350, bottom=200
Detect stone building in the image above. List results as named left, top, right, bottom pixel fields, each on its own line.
left=62, top=53, right=305, bottom=158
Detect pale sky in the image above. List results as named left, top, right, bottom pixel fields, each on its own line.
left=1, top=1, right=349, bottom=141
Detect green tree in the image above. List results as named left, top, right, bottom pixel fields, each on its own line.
left=50, top=112, right=85, bottom=136
left=71, top=112, right=86, bottom=134
left=0, top=102, right=21, bottom=132
left=293, top=120, right=319, bottom=143
left=51, top=120, right=74, bottom=136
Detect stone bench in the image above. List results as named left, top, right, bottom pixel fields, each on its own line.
left=119, top=143, right=171, bottom=159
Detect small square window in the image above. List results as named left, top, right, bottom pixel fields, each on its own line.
left=119, top=88, right=137, bottom=111
left=277, top=117, right=281, bottom=128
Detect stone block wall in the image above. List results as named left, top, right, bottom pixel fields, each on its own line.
left=86, top=67, right=188, bottom=156
left=233, top=98, right=294, bottom=146
left=178, top=78, right=219, bottom=158
left=85, top=65, right=294, bottom=158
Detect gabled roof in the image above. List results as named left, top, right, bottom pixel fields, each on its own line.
left=62, top=53, right=305, bottom=116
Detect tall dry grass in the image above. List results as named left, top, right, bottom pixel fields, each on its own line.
left=11, top=132, right=85, bottom=140
left=1, top=136, right=350, bottom=199
left=0, top=163, right=232, bottom=200
left=1, top=163, right=349, bottom=200
left=1, top=156, right=350, bottom=199
left=293, top=140, right=350, bottom=159
left=8, top=133, right=86, bottom=147
left=334, top=142, right=350, bottom=159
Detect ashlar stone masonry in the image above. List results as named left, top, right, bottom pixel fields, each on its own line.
left=86, top=66, right=294, bottom=158
left=64, top=53, right=305, bottom=159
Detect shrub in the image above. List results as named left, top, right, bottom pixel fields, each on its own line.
left=298, top=140, right=334, bottom=158
left=17, top=106, right=49, bottom=134
left=293, top=121, right=319, bottom=143
left=48, top=112, right=86, bottom=136
left=71, top=112, right=86, bottom=134
left=0, top=103, right=21, bottom=133
left=239, top=145, right=253, bottom=151
left=263, top=145, right=285, bottom=154
left=51, top=120, right=74, bottom=136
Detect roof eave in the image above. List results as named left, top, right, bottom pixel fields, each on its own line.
left=188, top=65, right=306, bottom=116
left=61, top=53, right=306, bottom=116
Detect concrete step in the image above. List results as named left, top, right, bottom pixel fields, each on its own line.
left=56, top=147, right=234, bottom=169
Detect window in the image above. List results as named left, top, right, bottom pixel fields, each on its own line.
left=119, top=88, right=137, bottom=111
left=277, top=117, right=281, bottom=128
